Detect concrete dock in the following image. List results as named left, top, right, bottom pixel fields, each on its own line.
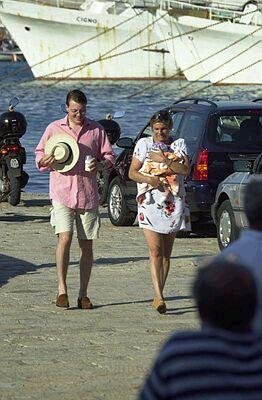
left=0, top=192, right=219, bottom=400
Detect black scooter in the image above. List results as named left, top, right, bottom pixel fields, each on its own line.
left=97, top=111, right=124, bottom=204
left=0, top=97, right=29, bottom=206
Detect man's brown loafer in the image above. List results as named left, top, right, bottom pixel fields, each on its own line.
left=77, top=297, right=93, bottom=309
left=56, top=294, right=69, bottom=308
left=152, top=298, right=166, bottom=314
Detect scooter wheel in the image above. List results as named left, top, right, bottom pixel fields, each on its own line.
left=9, top=176, right=21, bottom=206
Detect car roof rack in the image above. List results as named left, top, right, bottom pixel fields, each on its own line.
left=252, top=98, right=262, bottom=103
left=173, top=97, right=217, bottom=107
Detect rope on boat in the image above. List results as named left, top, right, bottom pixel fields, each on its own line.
left=185, top=58, right=262, bottom=97
left=126, top=25, right=262, bottom=98
left=180, top=40, right=261, bottom=92
left=0, top=6, right=260, bottom=88
left=0, top=9, right=143, bottom=82
left=40, top=11, right=170, bottom=83
left=40, top=18, right=230, bottom=82
left=40, top=7, right=261, bottom=82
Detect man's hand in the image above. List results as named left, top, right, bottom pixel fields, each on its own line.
left=39, top=154, right=56, bottom=167
left=96, top=160, right=113, bottom=171
left=87, top=158, right=97, bottom=172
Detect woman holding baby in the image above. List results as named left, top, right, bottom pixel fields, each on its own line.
left=128, top=111, right=190, bottom=314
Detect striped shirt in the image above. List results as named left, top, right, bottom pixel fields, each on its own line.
left=139, top=326, right=262, bottom=400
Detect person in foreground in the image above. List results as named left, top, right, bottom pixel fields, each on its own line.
left=218, top=177, right=262, bottom=331
left=128, top=111, right=190, bottom=314
left=35, top=89, right=114, bottom=309
left=139, top=259, right=262, bottom=400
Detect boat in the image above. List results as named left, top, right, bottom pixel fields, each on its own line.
left=0, top=20, right=23, bottom=60
left=0, top=48, right=23, bottom=61
left=164, top=0, right=262, bottom=84
left=0, top=0, right=180, bottom=79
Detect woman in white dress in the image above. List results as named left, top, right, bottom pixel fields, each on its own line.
left=128, top=111, right=190, bottom=314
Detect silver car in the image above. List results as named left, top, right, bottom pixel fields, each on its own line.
left=211, top=154, right=262, bottom=250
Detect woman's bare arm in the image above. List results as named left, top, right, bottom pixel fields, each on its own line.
left=128, top=156, right=161, bottom=188
left=148, top=151, right=190, bottom=176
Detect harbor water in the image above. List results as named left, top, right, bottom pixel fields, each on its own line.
left=0, top=61, right=261, bottom=194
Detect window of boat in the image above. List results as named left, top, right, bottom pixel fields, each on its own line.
left=107, top=2, right=129, bottom=14
left=208, top=111, right=262, bottom=149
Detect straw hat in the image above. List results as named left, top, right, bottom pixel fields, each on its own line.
left=45, top=133, right=80, bottom=173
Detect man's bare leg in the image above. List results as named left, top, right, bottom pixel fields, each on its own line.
left=78, top=239, right=93, bottom=299
left=56, top=231, right=72, bottom=295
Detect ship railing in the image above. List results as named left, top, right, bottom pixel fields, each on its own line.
left=9, top=0, right=85, bottom=10
left=131, top=0, right=261, bottom=24
left=159, top=0, right=261, bottom=24
left=8, top=0, right=262, bottom=24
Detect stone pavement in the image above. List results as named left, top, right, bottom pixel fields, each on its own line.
left=0, top=192, right=219, bottom=400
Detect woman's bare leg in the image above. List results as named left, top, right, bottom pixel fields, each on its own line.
left=161, top=233, right=176, bottom=292
left=143, top=228, right=164, bottom=300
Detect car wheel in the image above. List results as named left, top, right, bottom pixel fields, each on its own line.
left=217, top=200, right=239, bottom=250
left=176, top=231, right=191, bottom=238
left=108, top=177, right=137, bottom=226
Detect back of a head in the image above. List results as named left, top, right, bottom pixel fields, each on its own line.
left=193, top=259, right=257, bottom=331
left=244, top=177, right=262, bottom=229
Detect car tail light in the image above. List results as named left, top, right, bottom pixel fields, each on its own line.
left=192, top=149, right=208, bottom=181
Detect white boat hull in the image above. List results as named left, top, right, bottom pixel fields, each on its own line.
left=166, top=15, right=262, bottom=84
left=0, top=0, right=178, bottom=79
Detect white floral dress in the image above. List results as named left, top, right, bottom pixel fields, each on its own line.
left=133, top=137, right=191, bottom=234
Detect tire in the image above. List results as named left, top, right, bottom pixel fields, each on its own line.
left=108, top=177, right=136, bottom=226
left=217, top=200, right=239, bottom=251
left=8, top=176, right=21, bottom=206
left=176, top=231, right=191, bottom=238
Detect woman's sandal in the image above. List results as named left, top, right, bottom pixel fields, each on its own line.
left=152, top=298, right=167, bottom=314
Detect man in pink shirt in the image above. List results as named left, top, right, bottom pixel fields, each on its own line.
left=35, top=89, right=115, bottom=309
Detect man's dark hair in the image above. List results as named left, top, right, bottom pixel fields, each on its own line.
left=193, top=259, right=257, bottom=331
left=66, top=89, right=87, bottom=106
left=244, top=178, right=262, bottom=229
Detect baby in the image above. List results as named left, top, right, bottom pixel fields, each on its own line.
left=137, top=142, right=184, bottom=206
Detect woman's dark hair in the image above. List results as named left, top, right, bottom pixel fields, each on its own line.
left=66, top=89, right=87, bottom=106
left=193, top=258, right=257, bottom=331
left=149, top=110, right=173, bottom=130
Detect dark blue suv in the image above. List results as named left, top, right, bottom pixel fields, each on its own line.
left=100, top=97, right=262, bottom=232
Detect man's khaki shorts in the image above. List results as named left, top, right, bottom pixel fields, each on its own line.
left=50, top=201, right=100, bottom=240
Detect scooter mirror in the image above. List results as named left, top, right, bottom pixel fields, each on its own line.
left=113, top=111, right=125, bottom=119
left=9, top=97, right=19, bottom=110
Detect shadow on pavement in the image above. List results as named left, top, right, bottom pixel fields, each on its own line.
left=0, top=214, right=49, bottom=222
left=74, top=294, right=194, bottom=310
left=0, top=254, right=40, bottom=288
left=22, top=198, right=51, bottom=207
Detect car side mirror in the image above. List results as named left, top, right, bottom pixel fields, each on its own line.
left=233, top=159, right=253, bottom=172
left=116, top=137, right=134, bottom=149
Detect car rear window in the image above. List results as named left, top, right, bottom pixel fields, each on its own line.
left=208, top=111, right=262, bottom=149
left=175, top=112, right=203, bottom=144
